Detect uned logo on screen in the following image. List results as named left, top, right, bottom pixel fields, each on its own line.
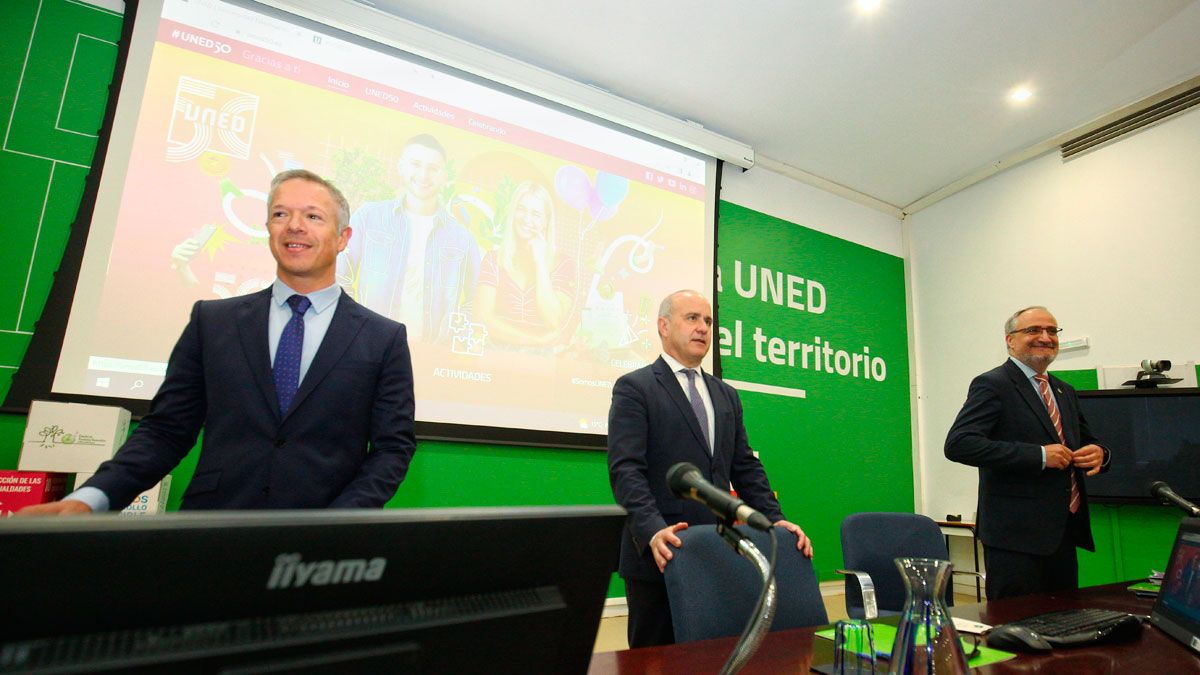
left=166, top=77, right=259, bottom=162
left=172, top=30, right=232, bottom=56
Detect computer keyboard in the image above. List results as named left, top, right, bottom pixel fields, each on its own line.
left=1004, top=607, right=1143, bottom=647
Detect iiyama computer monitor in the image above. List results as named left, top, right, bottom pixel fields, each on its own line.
left=1151, top=517, right=1200, bottom=656
left=0, top=506, right=624, bottom=673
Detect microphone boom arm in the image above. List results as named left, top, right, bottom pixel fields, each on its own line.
left=716, top=524, right=777, bottom=675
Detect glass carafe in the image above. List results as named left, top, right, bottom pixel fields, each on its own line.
left=887, top=557, right=969, bottom=674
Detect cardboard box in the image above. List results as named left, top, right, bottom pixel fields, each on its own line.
left=122, top=475, right=172, bottom=516
left=0, top=471, right=68, bottom=516
left=19, top=401, right=130, bottom=473
left=73, top=473, right=172, bottom=516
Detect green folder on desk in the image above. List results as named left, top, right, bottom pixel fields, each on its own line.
left=815, top=623, right=1016, bottom=668
left=1127, top=581, right=1160, bottom=596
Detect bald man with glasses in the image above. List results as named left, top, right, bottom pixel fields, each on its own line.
left=945, top=306, right=1110, bottom=600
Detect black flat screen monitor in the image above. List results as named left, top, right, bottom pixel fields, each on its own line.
left=0, top=505, right=624, bottom=673
left=1151, top=517, right=1200, bottom=655
left=1078, top=387, right=1200, bottom=504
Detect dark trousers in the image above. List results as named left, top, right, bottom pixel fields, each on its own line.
left=984, top=516, right=1085, bottom=601
left=625, top=577, right=674, bottom=647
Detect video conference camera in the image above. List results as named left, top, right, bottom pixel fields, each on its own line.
left=1122, top=359, right=1182, bottom=388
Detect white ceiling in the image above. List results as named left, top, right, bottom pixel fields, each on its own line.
left=363, top=0, right=1200, bottom=211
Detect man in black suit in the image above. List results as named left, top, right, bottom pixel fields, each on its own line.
left=607, top=289, right=812, bottom=647
left=20, top=170, right=416, bottom=514
left=945, top=306, right=1109, bottom=600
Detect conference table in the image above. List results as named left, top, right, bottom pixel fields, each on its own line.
left=588, top=582, right=1200, bottom=674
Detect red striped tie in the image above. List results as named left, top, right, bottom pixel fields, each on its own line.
left=1035, top=373, right=1081, bottom=513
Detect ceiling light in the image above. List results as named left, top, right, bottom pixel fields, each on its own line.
left=856, top=0, right=882, bottom=14
left=1009, top=86, right=1034, bottom=104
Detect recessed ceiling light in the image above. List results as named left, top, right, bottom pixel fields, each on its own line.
left=1009, top=86, right=1034, bottom=104
left=856, top=0, right=882, bottom=14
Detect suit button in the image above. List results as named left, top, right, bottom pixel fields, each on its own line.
left=262, top=486, right=270, bottom=496
left=275, top=438, right=286, bottom=448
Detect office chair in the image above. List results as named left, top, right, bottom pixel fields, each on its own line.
left=663, top=525, right=829, bottom=642
left=838, top=512, right=980, bottom=619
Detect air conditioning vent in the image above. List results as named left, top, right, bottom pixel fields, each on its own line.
left=1061, top=85, right=1200, bottom=159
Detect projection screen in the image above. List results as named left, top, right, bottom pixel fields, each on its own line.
left=24, top=0, right=718, bottom=448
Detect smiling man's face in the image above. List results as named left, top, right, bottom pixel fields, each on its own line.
left=267, top=178, right=350, bottom=293
left=1006, top=307, right=1060, bottom=373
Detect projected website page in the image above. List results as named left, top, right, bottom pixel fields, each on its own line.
left=54, top=0, right=715, bottom=437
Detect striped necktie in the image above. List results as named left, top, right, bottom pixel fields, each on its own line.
left=1035, top=373, right=1081, bottom=513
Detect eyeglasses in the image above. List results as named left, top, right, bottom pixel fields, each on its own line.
left=1008, top=326, right=1063, bottom=336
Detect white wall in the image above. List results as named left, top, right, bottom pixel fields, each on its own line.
left=722, top=165, right=903, bottom=256
left=908, top=106, right=1200, bottom=522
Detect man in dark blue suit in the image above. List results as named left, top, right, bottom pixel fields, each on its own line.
left=945, top=306, right=1109, bottom=600
left=20, top=170, right=416, bottom=514
left=607, top=289, right=812, bottom=647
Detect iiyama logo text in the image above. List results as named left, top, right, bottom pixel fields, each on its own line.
left=266, top=553, right=387, bottom=589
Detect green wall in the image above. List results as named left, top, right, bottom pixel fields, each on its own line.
left=715, top=202, right=914, bottom=580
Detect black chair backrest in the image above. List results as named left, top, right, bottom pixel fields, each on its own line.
left=840, top=512, right=952, bottom=618
left=663, top=525, right=829, bottom=642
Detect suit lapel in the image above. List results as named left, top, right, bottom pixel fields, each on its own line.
left=286, top=292, right=366, bottom=420
left=236, top=288, right=279, bottom=419
left=1004, top=360, right=1060, bottom=442
left=653, top=357, right=710, bottom=457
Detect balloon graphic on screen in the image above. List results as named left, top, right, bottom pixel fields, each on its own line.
left=591, top=172, right=629, bottom=222
left=555, top=165, right=592, bottom=212
left=555, top=166, right=630, bottom=224
left=596, top=172, right=629, bottom=207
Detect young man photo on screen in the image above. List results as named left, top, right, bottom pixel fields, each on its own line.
left=19, top=170, right=416, bottom=514
left=607, top=289, right=813, bottom=647
left=337, top=134, right=480, bottom=342
left=945, top=305, right=1110, bottom=599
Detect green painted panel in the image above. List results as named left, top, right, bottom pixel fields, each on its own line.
left=1078, top=507, right=1118, bottom=585
left=0, top=332, right=33, bottom=366
left=0, top=413, right=25, bottom=468
left=1110, top=505, right=1184, bottom=578
left=385, top=441, right=614, bottom=509
left=0, top=152, right=51, bottom=334
left=1, top=0, right=119, bottom=362
left=4, top=0, right=122, bottom=163
left=0, top=3, right=38, bottom=117
left=1050, top=368, right=1098, bottom=391
left=19, top=162, right=90, bottom=334
left=716, top=201, right=913, bottom=580
left=57, top=34, right=118, bottom=135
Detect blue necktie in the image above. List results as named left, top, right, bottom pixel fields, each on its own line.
left=683, top=369, right=712, bottom=453
left=273, top=295, right=311, bottom=414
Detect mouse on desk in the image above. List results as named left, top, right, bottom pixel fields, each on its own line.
left=986, top=624, right=1053, bottom=653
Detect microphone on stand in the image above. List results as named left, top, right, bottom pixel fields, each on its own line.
left=1149, top=481, right=1200, bottom=517
left=666, top=462, right=773, bottom=531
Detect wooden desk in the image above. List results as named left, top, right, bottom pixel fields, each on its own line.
left=588, top=582, right=1200, bottom=674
